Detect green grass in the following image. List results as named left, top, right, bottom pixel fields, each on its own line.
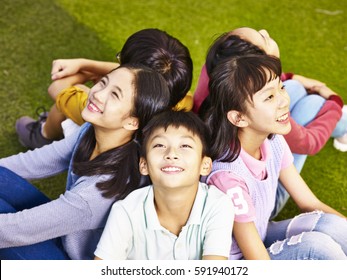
left=1, top=0, right=346, bottom=218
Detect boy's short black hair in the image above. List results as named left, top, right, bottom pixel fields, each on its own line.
left=141, top=110, right=211, bottom=157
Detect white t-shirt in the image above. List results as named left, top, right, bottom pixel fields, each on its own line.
left=94, top=182, right=234, bottom=260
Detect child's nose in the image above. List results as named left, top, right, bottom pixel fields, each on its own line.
left=279, top=89, right=290, bottom=108
left=165, top=147, right=179, bottom=160
left=93, top=88, right=107, bottom=103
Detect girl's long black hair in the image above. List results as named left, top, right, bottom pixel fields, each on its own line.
left=72, top=64, right=170, bottom=199
left=205, top=54, right=282, bottom=162
left=199, top=32, right=265, bottom=119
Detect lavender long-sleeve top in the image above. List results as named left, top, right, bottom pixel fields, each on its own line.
left=0, top=123, right=115, bottom=259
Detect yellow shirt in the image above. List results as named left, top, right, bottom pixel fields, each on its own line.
left=56, top=86, right=194, bottom=126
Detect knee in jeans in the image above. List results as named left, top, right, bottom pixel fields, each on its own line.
left=0, top=166, right=22, bottom=184
left=286, top=210, right=322, bottom=238
left=303, top=232, right=346, bottom=259
left=284, top=79, right=305, bottom=92
left=0, top=166, right=13, bottom=178
left=0, top=166, right=16, bottom=173
left=0, top=166, right=9, bottom=173
left=270, top=232, right=346, bottom=259
left=269, top=233, right=304, bottom=255
left=284, top=79, right=306, bottom=98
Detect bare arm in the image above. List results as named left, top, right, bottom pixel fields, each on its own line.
left=292, top=74, right=325, bottom=92
left=279, top=164, right=346, bottom=218
left=202, top=255, right=228, bottom=260
left=311, top=84, right=339, bottom=99
left=233, top=221, right=270, bottom=260
left=48, top=72, right=91, bottom=100
left=51, top=58, right=119, bottom=81
left=292, top=74, right=341, bottom=100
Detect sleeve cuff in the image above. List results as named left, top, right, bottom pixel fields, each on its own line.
left=328, top=95, right=344, bottom=108
left=280, top=72, right=294, bottom=81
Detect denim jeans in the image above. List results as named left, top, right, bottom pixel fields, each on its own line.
left=0, top=167, right=69, bottom=259
left=265, top=211, right=347, bottom=260
left=272, top=80, right=347, bottom=218
left=288, top=79, right=347, bottom=138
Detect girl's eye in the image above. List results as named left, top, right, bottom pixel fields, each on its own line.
left=112, top=92, right=119, bottom=99
left=265, top=95, right=274, bottom=101
left=99, top=78, right=107, bottom=86
left=94, top=79, right=106, bottom=90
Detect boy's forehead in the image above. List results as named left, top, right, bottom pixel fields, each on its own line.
left=145, top=125, right=204, bottom=147
left=149, top=125, right=194, bottom=138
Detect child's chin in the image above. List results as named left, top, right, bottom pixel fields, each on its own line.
left=81, top=110, right=92, bottom=122
left=278, top=123, right=292, bottom=135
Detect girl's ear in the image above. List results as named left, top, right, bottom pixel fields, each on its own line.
left=200, top=156, right=212, bottom=176
left=123, top=117, right=139, bottom=131
left=139, top=157, right=149, bottom=176
left=227, top=110, right=248, bottom=127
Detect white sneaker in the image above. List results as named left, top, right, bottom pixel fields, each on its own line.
left=342, top=105, right=347, bottom=114
left=333, top=133, right=347, bottom=152
left=333, top=105, right=347, bottom=151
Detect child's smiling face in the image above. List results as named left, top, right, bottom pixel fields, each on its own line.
left=140, top=125, right=211, bottom=190
left=242, top=76, right=291, bottom=137
left=82, top=67, right=136, bottom=131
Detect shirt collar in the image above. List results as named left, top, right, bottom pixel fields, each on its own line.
left=239, top=138, right=271, bottom=180
left=144, top=186, right=162, bottom=230
left=185, top=182, right=205, bottom=225
left=144, top=183, right=205, bottom=230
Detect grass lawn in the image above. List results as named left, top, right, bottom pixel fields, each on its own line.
left=1, top=0, right=346, bottom=219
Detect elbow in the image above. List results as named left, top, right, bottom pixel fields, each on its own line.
left=48, top=81, right=61, bottom=100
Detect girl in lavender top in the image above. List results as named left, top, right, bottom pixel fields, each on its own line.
left=203, top=54, right=347, bottom=260
left=0, top=64, right=170, bottom=259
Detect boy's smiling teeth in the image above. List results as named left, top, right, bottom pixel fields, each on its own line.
left=161, top=166, right=183, bottom=172
left=276, top=113, right=288, bottom=122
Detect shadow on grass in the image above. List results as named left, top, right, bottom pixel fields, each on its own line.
left=0, top=0, right=117, bottom=198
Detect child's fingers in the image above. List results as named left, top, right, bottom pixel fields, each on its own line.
left=51, top=68, right=69, bottom=80
left=51, top=60, right=67, bottom=80
left=51, top=72, right=62, bottom=80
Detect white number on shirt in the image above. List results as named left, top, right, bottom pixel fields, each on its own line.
left=226, top=186, right=249, bottom=215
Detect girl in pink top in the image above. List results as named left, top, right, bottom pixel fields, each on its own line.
left=204, top=54, right=347, bottom=260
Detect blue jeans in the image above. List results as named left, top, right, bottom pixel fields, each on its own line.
left=0, top=167, right=69, bottom=260
left=272, top=80, right=347, bottom=218
left=265, top=211, right=347, bottom=259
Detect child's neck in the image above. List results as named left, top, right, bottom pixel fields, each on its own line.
left=153, top=185, right=198, bottom=236
left=239, top=130, right=266, bottom=160
left=90, top=127, right=133, bottom=159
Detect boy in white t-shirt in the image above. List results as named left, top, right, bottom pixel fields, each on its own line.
left=94, top=110, right=234, bottom=260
